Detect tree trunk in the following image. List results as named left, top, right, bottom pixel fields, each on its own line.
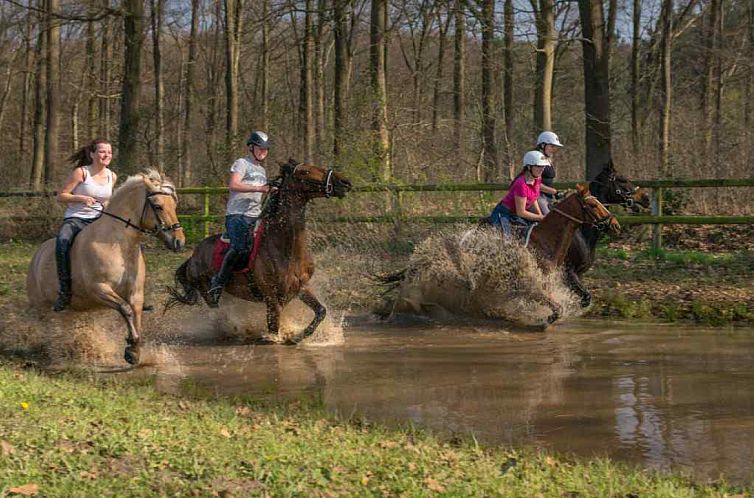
left=431, top=4, right=451, bottom=131
left=746, top=1, right=754, bottom=158
left=370, top=0, right=390, bottom=181
left=480, top=0, right=497, bottom=182
left=631, top=0, right=640, bottom=154
left=314, top=0, right=326, bottom=160
left=453, top=0, right=465, bottom=152
left=31, top=1, right=46, bottom=191
left=20, top=11, right=34, bottom=158
left=701, top=0, right=719, bottom=161
left=151, top=0, right=165, bottom=171
left=503, top=0, right=514, bottom=168
left=533, top=0, right=555, bottom=131
left=45, top=0, right=61, bottom=185
left=118, top=0, right=145, bottom=175
left=333, top=0, right=348, bottom=160
left=99, top=6, right=112, bottom=137
left=85, top=2, right=97, bottom=138
left=578, top=0, right=613, bottom=180
left=658, top=0, right=672, bottom=177
left=224, top=0, right=244, bottom=155
left=299, top=0, right=314, bottom=161
left=180, top=0, right=199, bottom=187
left=261, top=0, right=270, bottom=131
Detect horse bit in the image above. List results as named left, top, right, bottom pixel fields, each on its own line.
left=289, top=163, right=336, bottom=197
left=99, top=185, right=183, bottom=236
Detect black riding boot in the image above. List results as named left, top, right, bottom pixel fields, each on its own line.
left=207, top=248, right=241, bottom=308
left=54, top=242, right=73, bottom=312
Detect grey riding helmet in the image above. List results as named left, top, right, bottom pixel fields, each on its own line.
left=246, top=131, right=270, bottom=149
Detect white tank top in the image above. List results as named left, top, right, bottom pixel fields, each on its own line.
left=63, top=166, right=114, bottom=219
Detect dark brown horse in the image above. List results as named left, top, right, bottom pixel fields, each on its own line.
left=565, top=161, right=650, bottom=307
left=166, top=159, right=352, bottom=344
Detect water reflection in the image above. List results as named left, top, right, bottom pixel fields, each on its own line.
left=152, top=320, right=754, bottom=484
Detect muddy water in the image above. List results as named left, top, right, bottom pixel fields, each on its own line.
left=152, top=319, right=754, bottom=484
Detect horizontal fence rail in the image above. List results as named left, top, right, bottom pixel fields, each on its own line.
left=2, top=178, right=753, bottom=250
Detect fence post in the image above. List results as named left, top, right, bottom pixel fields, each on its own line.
left=651, top=187, right=663, bottom=251
left=203, top=188, right=211, bottom=238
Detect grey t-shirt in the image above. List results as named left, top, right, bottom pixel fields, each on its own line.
left=225, top=156, right=267, bottom=217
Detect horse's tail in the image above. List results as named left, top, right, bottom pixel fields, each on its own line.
left=369, top=268, right=412, bottom=294
left=164, top=260, right=200, bottom=312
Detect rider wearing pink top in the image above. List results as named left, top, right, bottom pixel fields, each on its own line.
left=500, top=174, right=542, bottom=211
left=490, top=150, right=549, bottom=234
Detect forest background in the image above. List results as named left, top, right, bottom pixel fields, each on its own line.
left=0, top=0, right=751, bottom=215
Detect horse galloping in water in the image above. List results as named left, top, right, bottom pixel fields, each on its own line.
left=565, top=161, right=650, bottom=307
left=166, top=159, right=352, bottom=344
left=27, top=170, right=185, bottom=365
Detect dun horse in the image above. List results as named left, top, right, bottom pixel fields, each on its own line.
left=27, top=170, right=185, bottom=365
left=166, top=159, right=352, bottom=344
left=565, top=161, right=650, bottom=307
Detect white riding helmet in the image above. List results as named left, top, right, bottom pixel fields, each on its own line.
left=523, top=150, right=550, bottom=167
left=537, top=131, right=563, bottom=147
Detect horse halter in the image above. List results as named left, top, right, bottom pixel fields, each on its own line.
left=552, top=194, right=614, bottom=229
left=101, top=186, right=183, bottom=236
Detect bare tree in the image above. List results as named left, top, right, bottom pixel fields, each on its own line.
left=658, top=0, right=672, bottom=176
left=431, top=0, right=452, bottom=131
left=261, top=0, right=270, bottom=131
left=44, top=0, right=61, bottom=184
left=480, top=0, right=497, bottom=182
left=151, top=0, right=165, bottom=171
left=118, top=0, right=145, bottom=174
left=577, top=0, right=616, bottom=179
left=502, top=0, right=513, bottom=167
left=99, top=3, right=112, bottom=138
left=19, top=11, right=34, bottom=158
left=85, top=1, right=97, bottom=139
left=299, top=0, right=314, bottom=161
left=533, top=0, right=555, bottom=131
left=180, top=0, right=200, bottom=187
left=453, top=0, right=465, bottom=152
left=224, top=0, right=245, bottom=153
left=31, top=1, right=46, bottom=191
left=333, top=0, right=349, bottom=159
left=371, top=0, right=390, bottom=180
left=631, top=0, right=640, bottom=154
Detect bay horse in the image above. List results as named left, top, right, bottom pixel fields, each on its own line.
left=565, top=161, right=650, bottom=307
left=166, top=159, right=352, bottom=344
left=27, top=170, right=185, bottom=365
left=385, top=184, right=619, bottom=326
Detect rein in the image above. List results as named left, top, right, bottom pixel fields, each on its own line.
left=552, top=194, right=613, bottom=228
left=591, top=175, right=639, bottom=208
left=100, top=188, right=182, bottom=236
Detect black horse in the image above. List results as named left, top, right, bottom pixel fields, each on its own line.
left=565, top=161, right=650, bottom=307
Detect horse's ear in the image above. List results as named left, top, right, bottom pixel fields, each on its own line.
left=576, top=183, right=589, bottom=195
left=606, top=158, right=616, bottom=172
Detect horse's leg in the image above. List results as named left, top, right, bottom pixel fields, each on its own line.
left=565, top=268, right=591, bottom=308
left=288, top=288, right=327, bottom=345
left=90, top=284, right=141, bottom=365
left=264, top=297, right=282, bottom=338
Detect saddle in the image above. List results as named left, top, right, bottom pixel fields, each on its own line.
left=211, top=221, right=266, bottom=273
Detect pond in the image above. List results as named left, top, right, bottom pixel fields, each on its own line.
left=151, top=319, right=754, bottom=485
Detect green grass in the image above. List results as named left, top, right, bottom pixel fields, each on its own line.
left=0, top=360, right=747, bottom=497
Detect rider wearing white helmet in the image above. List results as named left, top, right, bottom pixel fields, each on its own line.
left=535, top=131, right=564, bottom=215
left=490, top=150, right=549, bottom=235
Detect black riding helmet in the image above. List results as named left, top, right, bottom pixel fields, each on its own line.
left=246, top=131, right=270, bottom=149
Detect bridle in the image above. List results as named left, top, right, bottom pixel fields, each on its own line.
left=591, top=173, right=640, bottom=208
left=286, top=162, right=336, bottom=198
left=99, top=185, right=183, bottom=236
left=552, top=193, right=615, bottom=230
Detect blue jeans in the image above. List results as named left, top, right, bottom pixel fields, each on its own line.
left=225, top=214, right=258, bottom=253
left=55, top=217, right=96, bottom=283
left=490, top=203, right=535, bottom=237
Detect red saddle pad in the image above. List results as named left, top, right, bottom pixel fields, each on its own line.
left=211, top=221, right=266, bottom=274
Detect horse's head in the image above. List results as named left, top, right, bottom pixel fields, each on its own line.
left=575, top=183, right=621, bottom=235
left=141, top=170, right=186, bottom=251
left=278, top=159, right=352, bottom=199
left=590, top=160, right=650, bottom=212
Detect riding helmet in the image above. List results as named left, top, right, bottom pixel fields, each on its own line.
left=246, top=131, right=270, bottom=149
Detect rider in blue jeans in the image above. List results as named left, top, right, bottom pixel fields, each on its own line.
left=490, top=150, right=549, bottom=237
left=207, top=131, right=275, bottom=307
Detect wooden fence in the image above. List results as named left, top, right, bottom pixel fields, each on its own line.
left=2, top=178, right=753, bottom=250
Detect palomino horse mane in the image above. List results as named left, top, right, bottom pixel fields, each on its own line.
left=109, top=169, right=177, bottom=205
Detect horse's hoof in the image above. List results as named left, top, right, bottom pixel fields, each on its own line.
left=124, top=345, right=140, bottom=365
left=580, top=294, right=592, bottom=308
left=546, top=311, right=561, bottom=325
